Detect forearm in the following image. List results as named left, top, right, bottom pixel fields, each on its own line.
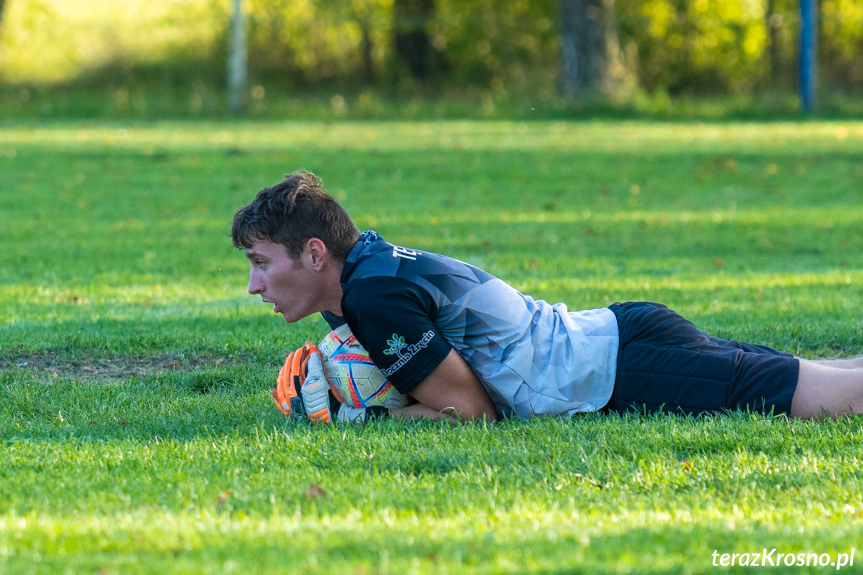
left=403, top=349, right=498, bottom=422
left=389, top=403, right=458, bottom=423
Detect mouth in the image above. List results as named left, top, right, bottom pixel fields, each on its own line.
left=261, top=299, right=281, bottom=314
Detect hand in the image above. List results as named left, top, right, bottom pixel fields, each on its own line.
left=272, top=346, right=313, bottom=417
left=335, top=405, right=396, bottom=423
left=274, top=343, right=378, bottom=424
left=389, top=403, right=459, bottom=424
left=301, top=350, right=335, bottom=424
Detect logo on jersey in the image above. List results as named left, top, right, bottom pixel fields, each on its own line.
left=392, top=246, right=422, bottom=261
left=381, top=331, right=435, bottom=377
left=384, top=334, right=408, bottom=358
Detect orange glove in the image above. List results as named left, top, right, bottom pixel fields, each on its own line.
left=272, top=345, right=313, bottom=417
left=273, top=343, right=345, bottom=423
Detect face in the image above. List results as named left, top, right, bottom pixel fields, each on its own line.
left=245, top=240, right=324, bottom=323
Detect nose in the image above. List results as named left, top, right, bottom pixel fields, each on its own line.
left=248, top=269, right=264, bottom=295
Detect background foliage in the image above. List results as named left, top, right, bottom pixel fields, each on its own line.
left=0, top=0, right=861, bottom=117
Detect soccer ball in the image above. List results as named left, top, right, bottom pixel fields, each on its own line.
left=318, top=324, right=407, bottom=409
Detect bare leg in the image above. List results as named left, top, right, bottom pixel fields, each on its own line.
left=802, top=356, right=863, bottom=370
left=791, top=359, right=863, bottom=418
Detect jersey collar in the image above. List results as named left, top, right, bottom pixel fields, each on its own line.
left=342, top=230, right=384, bottom=284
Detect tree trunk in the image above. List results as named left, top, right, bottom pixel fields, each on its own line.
left=228, top=0, right=248, bottom=115
left=393, top=0, right=436, bottom=79
left=559, top=0, right=622, bottom=97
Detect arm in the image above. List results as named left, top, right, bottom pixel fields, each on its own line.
left=340, top=277, right=497, bottom=423
left=389, top=404, right=458, bottom=423
left=389, top=348, right=497, bottom=423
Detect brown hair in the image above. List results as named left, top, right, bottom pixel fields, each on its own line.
left=231, top=171, right=360, bottom=262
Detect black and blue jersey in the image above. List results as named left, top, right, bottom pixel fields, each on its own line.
left=323, top=231, right=620, bottom=418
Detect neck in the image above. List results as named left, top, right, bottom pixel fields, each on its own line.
left=320, top=261, right=345, bottom=316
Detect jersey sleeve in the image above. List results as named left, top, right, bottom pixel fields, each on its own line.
left=320, top=310, right=346, bottom=330
left=341, top=276, right=452, bottom=395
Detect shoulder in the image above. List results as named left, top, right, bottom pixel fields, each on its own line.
left=342, top=276, right=435, bottom=316
left=348, top=240, right=496, bottom=293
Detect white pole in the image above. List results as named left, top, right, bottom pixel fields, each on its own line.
left=228, top=0, right=248, bottom=115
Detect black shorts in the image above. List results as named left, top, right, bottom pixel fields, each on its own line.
left=602, top=302, right=799, bottom=416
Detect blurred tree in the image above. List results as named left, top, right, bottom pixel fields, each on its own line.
left=393, top=0, right=442, bottom=79
left=0, top=0, right=6, bottom=52
left=422, top=0, right=559, bottom=98
left=3, top=0, right=863, bottom=102
left=0, top=0, right=5, bottom=71
left=820, top=0, right=863, bottom=91
left=559, top=0, right=622, bottom=96
left=765, top=0, right=782, bottom=85
left=618, top=0, right=772, bottom=94
left=359, top=11, right=375, bottom=81
left=242, top=0, right=391, bottom=86
left=347, top=0, right=379, bottom=82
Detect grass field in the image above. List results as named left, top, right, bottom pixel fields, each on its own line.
left=1, top=120, right=863, bottom=574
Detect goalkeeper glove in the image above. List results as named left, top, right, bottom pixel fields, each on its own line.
left=273, top=343, right=345, bottom=423
left=301, top=349, right=337, bottom=424
left=272, top=345, right=311, bottom=418
left=336, top=405, right=389, bottom=423
left=273, top=343, right=390, bottom=424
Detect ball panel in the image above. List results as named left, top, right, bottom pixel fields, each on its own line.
left=331, top=353, right=371, bottom=364
left=318, top=324, right=407, bottom=409
left=344, top=366, right=364, bottom=407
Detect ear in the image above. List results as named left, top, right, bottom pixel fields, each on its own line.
left=305, top=238, right=328, bottom=270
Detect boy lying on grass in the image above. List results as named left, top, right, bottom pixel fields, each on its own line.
left=232, top=171, right=863, bottom=424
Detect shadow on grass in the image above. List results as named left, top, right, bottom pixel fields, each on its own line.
left=0, top=347, right=236, bottom=383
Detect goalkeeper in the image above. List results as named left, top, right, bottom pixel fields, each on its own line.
left=232, top=171, right=863, bottom=424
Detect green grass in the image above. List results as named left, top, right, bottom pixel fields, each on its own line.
left=5, top=84, right=863, bottom=123
left=1, top=120, right=863, bottom=573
